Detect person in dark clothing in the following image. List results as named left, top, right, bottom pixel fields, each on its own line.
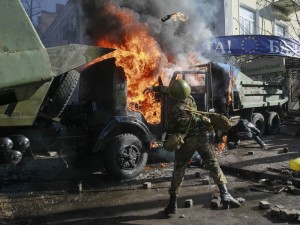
left=227, top=118, right=267, bottom=150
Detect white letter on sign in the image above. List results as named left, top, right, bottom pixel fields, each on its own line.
left=269, top=40, right=280, bottom=53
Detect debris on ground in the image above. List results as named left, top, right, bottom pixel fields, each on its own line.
left=259, top=200, right=271, bottom=209
left=210, top=192, right=221, bottom=209
left=268, top=205, right=300, bottom=221
left=184, top=199, right=193, bottom=208
left=143, top=182, right=152, bottom=189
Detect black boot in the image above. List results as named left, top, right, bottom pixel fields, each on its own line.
left=253, top=135, right=267, bottom=149
left=218, top=184, right=241, bottom=209
left=164, top=194, right=177, bottom=215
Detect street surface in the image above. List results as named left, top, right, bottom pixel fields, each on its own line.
left=0, top=126, right=300, bottom=225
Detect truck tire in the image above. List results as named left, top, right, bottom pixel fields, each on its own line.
left=43, top=70, right=80, bottom=118
left=105, top=133, right=148, bottom=180
left=267, top=111, right=280, bottom=135
left=252, top=113, right=265, bottom=136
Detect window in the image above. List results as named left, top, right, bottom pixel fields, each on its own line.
left=275, top=23, right=287, bottom=37
left=239, top=7, right=255, bottom=35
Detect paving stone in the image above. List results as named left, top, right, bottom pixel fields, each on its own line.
left=279, top=209, right=299, bottom=221
left=201, top=178, right=210, bottom=185
left=286, top=181, right=293, bottom=185
left=259, top=201, right=270, bottom=210
left=271, top=207, right=280, bottom=217
left=143, top=182, right=152, bottom=189
left=195, top=172, right=201, bottom=178
left=184, top=199, right=193, bottom=208
left=282, top=147, right=289, bottom=153
left=211, top=192, right=220, bottom=200
left=275, top=205, right=285, bottom=209
left=211, top=198, right=221, bottom=209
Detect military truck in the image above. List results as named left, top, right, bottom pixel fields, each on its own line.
left=0, top=0, right=152, bottom=181
left=163, top=62, right=289, bottom=136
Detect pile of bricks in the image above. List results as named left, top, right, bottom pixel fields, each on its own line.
left=259, top=201, right=300, bottom=222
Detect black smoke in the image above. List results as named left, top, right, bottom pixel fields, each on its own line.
left=80, top=0, right=220, bottom=69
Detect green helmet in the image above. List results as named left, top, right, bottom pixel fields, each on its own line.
left=168, top=79, right=191, bottom=101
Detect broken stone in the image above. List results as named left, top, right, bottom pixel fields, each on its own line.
left=211, top=198, right=221, bottom=209
left=184, top=199, right=193, bottom=208
left=286, top=181, right=293, bottom=185
left=47, top=151, right=58, bottom=157
left=259, top=201, right=271, bottom=210
left=143, top=182, right=152, bottom=189
left=179, top=214, right=185, bottom=218
left=279, top=209, right=299, bottom=221
left=282, top=147, right=289, bottom=153
left=210, top=192, right=221, bottom=209
left=195, top=171, right=201, bottom=178
left=211, top=192, right=220, bottom=200
left=271, top=207, right=280, bottom=217
left=281, top=170, right=291, bottom=175
left=275, top=205, right=285, bottom=209
left=201, top=178, right=210, bottom=185
left=286, top=185, right=295, bottom=192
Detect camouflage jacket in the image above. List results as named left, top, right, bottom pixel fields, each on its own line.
left=152, top=85, right=204, bottom=137
left=167, top=95, right=205, bottom=137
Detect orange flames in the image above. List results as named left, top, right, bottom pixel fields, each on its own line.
left=171, top=12, right=189, bottom=22
left=227, top=71, right=236, bottom=106
left=96, top=3, right=164, bottom=124
left=216, top=135, right=228, bottom=152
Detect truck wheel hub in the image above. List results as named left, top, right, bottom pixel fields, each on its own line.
left=119, top=145, right=141, bottom=170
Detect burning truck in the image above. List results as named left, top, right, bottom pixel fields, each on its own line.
left=0, top=0, right=156, bottom=181
left=164, top=62, right=288, bottom=136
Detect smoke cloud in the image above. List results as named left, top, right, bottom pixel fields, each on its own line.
left=80, top=0, right=220, bottom=77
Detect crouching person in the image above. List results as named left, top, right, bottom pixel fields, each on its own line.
left=227, top=118, right=267, bottom=150
left=145, top=79, right=241, bottom=215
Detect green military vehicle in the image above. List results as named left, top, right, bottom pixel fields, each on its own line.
left=0, top=0, right=152, bottom=181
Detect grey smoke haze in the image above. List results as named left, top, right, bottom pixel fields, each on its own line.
left=80, top=0, right=220, bottom=69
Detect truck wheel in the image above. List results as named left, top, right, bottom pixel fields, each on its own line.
left=267, top=111, right=280, bottom=135
left=105, top=133, right=148, bottom=180
left=252, top=113, right=265, bottom=136
left=43, top=70, right=80, bottom=118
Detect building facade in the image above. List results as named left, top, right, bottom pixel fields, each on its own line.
left=41, top=0, right=87, bottom=47
left=213, top=0, right=300, bottom=111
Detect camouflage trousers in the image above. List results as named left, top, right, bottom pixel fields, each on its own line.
left=169, top=134, right=227, bottom=196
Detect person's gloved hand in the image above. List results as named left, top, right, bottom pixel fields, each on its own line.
left=143, top=86, right=153, bottom=94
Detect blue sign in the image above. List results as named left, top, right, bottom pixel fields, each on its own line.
left=203, top=35, right=300, bottom=58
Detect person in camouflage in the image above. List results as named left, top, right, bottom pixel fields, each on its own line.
left=145, top=79, right=241, bottom=215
